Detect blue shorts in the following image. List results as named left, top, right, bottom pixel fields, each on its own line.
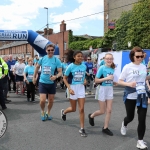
left=39, top=82, right=56, bottom=94
left=16, top=74, right=24, bottom=82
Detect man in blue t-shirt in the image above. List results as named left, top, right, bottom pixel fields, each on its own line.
left=33, top=43, right=62, bottom=121
left=7, top=55, right=16, bottom=92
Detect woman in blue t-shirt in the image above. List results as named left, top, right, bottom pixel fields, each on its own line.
left=24, top=58, right=38, bottom=102
left=61, top=50, right=87, bottom=137
left=88, top=53, right=116, bottom=136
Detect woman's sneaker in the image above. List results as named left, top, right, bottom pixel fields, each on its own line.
left=121, top=121, right=127, bottom=135
left=41, top=112, right=46, bottom=121
left=102, top=127, right=113, bottom=136
left=88, top=114, right=94, bottom=126
left=46, top=113, right=53, bottom=120
left=79, top=129, right=87, bottom=137
left=61, top=109, right=66, bottom=121
left=136, top=140, right=148, bottom=149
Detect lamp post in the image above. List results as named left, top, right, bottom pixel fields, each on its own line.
left=44, top=7, right=48, bottom=39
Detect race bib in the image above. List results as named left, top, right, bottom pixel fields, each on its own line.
left=89, top=69, right=92, bottom=74
left=73, top=71, right=84, bottom=82
left=136, top=82, right=146, bottom=94
left=43, top=66, right=51, bottom=75
left=105, top=80, right=113, bottom=84
left=28, top=74, right=33, bottom=80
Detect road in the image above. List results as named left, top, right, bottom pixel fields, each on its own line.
left=0, top=86, right=150, bottom=150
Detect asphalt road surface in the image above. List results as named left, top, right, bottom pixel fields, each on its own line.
left=0, top=86, right=150, bottom=150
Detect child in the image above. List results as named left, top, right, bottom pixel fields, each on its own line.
left=61, top=50, right=87, bottom=137
left=88, top=53, right=116, bottom=136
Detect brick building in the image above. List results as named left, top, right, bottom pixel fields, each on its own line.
left=104, top=0, right=138, bottom=33
left=0, top=21, right=72, bottom=58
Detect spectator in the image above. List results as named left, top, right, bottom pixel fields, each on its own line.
left=0, top=57, right=8, bottom=110
left=7, top=55, right=16, bottom=92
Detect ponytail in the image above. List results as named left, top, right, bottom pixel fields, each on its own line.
left=110, top=62, right=116, bottom=69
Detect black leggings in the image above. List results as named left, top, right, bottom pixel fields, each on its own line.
left=26, top=82, right=35, bottom=100
left=124, top=99, right=147, bottom=140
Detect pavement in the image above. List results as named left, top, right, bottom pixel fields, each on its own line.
left=0, top=86, right=150, bottom=150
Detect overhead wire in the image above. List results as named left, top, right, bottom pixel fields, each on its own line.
left=37, top=1, right=140, bottom=31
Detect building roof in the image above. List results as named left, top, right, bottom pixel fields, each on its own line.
left=0, top=41, right=28, bottom=50
left=74, top=34, right=102, bottom=39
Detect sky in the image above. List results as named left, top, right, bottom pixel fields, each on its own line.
left=0, top=0, right=104, bottom=36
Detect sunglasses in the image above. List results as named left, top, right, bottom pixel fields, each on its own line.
left=135, top=55, right=144, bottom=59
left=47, top=49, right=54, bottom=52
left=87, top=59, right=91, bottom=60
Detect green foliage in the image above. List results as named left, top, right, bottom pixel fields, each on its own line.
left=69, top=38, right=102, bottom=50
left=68, top=30, right=73, bottom=47
left=72, top=36, right=88, bottom=42
left=102, top=0, right=150, bottom=50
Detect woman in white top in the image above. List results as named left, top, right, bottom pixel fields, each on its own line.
left=119, top=47, right=150, bottom=149
left=13, top=57, right=26, bottom=94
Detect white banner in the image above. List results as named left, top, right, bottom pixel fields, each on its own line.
left=98, top=51, right=122, bottom=82
left=0, top=30, right=28, bottom=40
left=33, top=35, right=49, bottom=49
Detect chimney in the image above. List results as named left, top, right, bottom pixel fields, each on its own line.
left=60, top=20, right=66, bottom=32
left=48, top=28, right=53, bottom=35
left=44, top=28, right=47, bottom=35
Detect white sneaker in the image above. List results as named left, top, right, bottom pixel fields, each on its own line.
left=136, top=140, right=148, bottom=149
left=120, top=121, right=127, bottom=135
left=46, top=99, right=48, bottom=102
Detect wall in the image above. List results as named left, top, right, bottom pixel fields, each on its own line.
left=104, top=0, right=138, bottom=32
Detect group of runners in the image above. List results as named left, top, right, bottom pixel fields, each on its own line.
left=32, top=44, right=148, bottom=149
left=2, top=44, right=149, bottom=150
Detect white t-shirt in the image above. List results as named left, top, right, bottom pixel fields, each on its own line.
left=119, top=62, right=147, bottom=99
left=14, top=63, right=26, bottom=76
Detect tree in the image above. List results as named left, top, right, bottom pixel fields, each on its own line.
left=102, top=0, right=150, bottom=50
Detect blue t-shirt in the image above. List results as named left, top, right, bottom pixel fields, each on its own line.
left=85, top=62, right=93, bottom=74
left=7, top=60, right=16, bottom=71
left=38, top=55, right=62, bottom=84
left=62, top=63, right=68, bottom=74
left=65, top=63, right=86, bottom=85
left=96, top=65, right=114, bottom=86
left=34, top=58, right=39, bottom=64
left=99, top=59, right=105, bottom=66
left=24, top=65, right=35, bottom=82
left=141, top=60, right=146, bottom=65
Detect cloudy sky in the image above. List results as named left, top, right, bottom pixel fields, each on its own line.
left=0, top=0, right=104, bottom=36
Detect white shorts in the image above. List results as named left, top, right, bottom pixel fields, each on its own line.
left=66, top=84, right=85, bottom=100
left=95, top=85, right=113, bottom=101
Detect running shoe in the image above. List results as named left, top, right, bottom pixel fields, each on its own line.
left=61, top=109, right=66, bottom=121
left=31, top=100, right=35, bottom=103
left=136, top=140, right=148, bottom=149
left=85, top=92, right=89, bottom=95
left=46, top=113, right=53, bottom=120
left=88, top=114, right=94, bottom=126
left=41, top=112, right=46, bottom=121
left=27, top=98, right=30, bottom=102
left=102, top=127, right=113, bottom=136
left=121, top=121, right=127, bottom=135
left=79, top=129, right=87, bottom=137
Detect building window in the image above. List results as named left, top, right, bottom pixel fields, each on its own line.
left=64, top=42, right=67, bottom=50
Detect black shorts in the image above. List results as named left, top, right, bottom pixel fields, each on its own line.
left=39, top=82, right=56, bottom=94
left=15, top=74, right=24, bottom=82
